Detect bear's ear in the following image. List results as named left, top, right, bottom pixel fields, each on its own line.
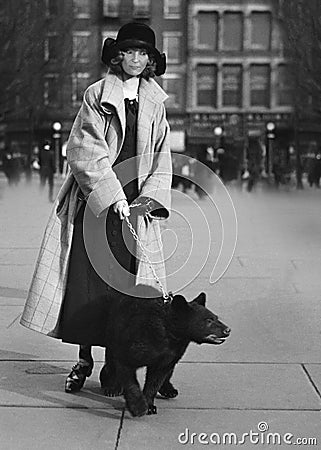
left=192, top=292, right=206, bottom=306
left=171, top=295, right=189, bottom=312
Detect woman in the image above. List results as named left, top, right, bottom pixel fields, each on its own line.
left=20, top=22, right=173, bottom=396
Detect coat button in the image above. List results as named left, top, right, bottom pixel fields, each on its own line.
left=112, top=219, right=118, bottom=225
left=112, top=230, right=117, bottom=236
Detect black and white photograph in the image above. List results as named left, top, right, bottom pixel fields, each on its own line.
left=0, top=0, right=320, bottom=448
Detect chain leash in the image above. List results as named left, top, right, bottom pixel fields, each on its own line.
left=125, top=204, right=172, bottom=303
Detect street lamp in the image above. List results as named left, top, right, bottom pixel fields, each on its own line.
left=213, top=126, right=223, bottom=155
left=266, top=122, right=275, bottom=133
left=214, top=126, right=223, bottom=137
left=52, top=121, right=62, bottom=174
left=266, top=122, right=275, bottom=179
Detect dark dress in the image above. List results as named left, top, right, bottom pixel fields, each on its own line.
left=57, top=99, right=139, bottom=346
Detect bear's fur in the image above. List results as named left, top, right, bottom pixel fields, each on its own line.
left=102, top=285, right=230, bottom=417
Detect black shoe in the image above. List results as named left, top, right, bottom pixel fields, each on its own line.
left=65, top=362, right=93, bottom=393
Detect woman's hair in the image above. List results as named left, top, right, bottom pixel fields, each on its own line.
left=108, top=49, right=157, bottom=80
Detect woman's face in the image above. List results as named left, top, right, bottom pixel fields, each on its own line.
left=121, top=48, right=149, bottom=78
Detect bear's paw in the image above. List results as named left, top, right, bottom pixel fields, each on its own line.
left=147, top=404, right=157, bottom=415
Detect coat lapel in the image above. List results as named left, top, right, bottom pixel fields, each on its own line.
left=137, top=78, right=168, bottom=157
left=100, top=73, right=168, bottom=157
left=101, top=72, right=126, bottom=143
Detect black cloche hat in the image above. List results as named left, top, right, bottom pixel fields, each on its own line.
left=102, top=22, right=166, bottom=76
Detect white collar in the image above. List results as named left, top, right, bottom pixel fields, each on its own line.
left=123, top=77, right=139, bottom=100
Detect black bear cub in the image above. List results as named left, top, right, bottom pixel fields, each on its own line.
left=103, top=285, right=230, bottom=417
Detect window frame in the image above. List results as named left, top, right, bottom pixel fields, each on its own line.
left=195, top=63, right=217, bottom=109
left=73, top=0, right=90, bottom=18
left=72, top=72, right=90, bottom=106
left=222, top=11, right=244, bottom=51
left=276, top=64, right=293, bottom=107
left=195, top=11, right=218, bottom=50
left=249, top=64, right=271, bottom=108
left=163, top=0, right=181, bottom=19
left=102, top=0, right=120, bottom=17
left=162, top=73, right=183, bottom=109
left=44, top=32, right=59, bottom=62
left=44, top=73, right=59, bottom=106
left=45, top=0, right=58, bottom=17
left=249, top=11, right=272, bottom=51
left=72, top=31, right=91, bottom=63
left=163, top=32, right=182, bottom=64
left=133, top=0, right=150, bottom=18
left=221, top=64, right=243, bottom=108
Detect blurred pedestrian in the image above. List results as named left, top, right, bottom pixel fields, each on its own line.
left=273, top=154, right=283, bottom=188
left=246, top=139, right=263, bottom=192
left=24, top=159, right=33, bottom=183
left=2, top=152, right=22, bottom=186
left=247, top=159, right=260, bottom=192
left=2, top=153, right=15, bottom=185
left=308, top=153, right=321, bottom=188
left=216, top=147, right=226, bottom=181
left=180, top=161, right=192, bottom=192
left=205, top=146, right=218, bottom=172
left=39, top=141, right=55, bottom=202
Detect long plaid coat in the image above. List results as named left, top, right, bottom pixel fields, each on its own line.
left=20, top=72, right=172, bottom=336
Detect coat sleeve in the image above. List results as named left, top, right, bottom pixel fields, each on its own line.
left=66, top=85, right=126, bottom=217
left=137, top=103, right=172, bottom=219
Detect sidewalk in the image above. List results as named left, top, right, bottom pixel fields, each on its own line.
left=0, top=175, right=321, bottom=449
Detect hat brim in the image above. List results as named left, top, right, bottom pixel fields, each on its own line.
left=117, top=39, right=159, bottom=58
left=102, top=38, right=166, bottom=76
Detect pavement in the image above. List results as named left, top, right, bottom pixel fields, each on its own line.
left=0, top=173, right=321, bottom=449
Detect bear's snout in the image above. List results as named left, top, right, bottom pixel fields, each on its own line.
left=201, top=319, right=231, bottom=345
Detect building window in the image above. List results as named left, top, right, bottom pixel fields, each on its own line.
left=72, top=73, right=90, bottom=105
left=275, top=22, right=285, bottom=52
left=133, top=0, right=150, bottom=18
left=73, top=0, right=90, bottom=18
left=164, top=0, right=181, bottom=18
left=44, top=34, right=59, bottom=62
left=163, top=74, right=182, bottom=109
left=196, top=11, right=218, bottom=50
left=250, top=64, right=270, bottom=107
left=222, top=65, right=242, bottom=107
left=163, top=33, right=181, bottom=63
left=103, top=0, right=120, bottom=17
left=46, top=0, right=58, bottom=16
left=44, top=75, right=59, bottom=106
left=250, top=12, right=271, bottom=50
left=222, top=12, right=243, bottom=51
left=276, top=65, right=293, bottom=106
left=73, top=32, right=90, bottom=62
left=196, top=64, right=217, bottom=107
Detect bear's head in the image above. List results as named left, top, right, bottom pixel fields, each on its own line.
left=170, top=293, right=230, bottom=345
